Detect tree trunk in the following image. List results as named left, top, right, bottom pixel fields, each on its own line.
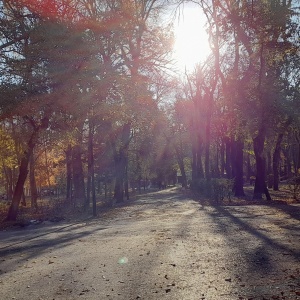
left=87, top=123, right=92, bottom=208
left=65, top=144, right=72, bottom=201
left=192, top=145, right=197, bottom=181
left=92, top=165, right=96, bottom=216
left=267, top=151, right=272, bottom=176
left=225, top=137, right=232, bottom=178
left=5, top=128, right=39, bottom=221
left=246, top=145, right=252, bottom=183
left=297, top=143, right=300, bottom=173
left=87, top=119, right=96, bottom=215
left=273, top=133, right=284, bottom=191
left=253, top=129, right=272, bottom=200
left=197, top=151, right=204, bottom=179
left=114, top=123, right=131, bottom=203
left=124, top=160, right=129, bottom=201
left=220, top=140, right=225, bottom=177
left=88, top=120, right=97, bottom=217
left=274, top=117, right=293, bottom=184
left=72, top=144, right=86, bottom=207
left=2, top=165, right=13, bottom=201
left=29, top=150, right=38, bottom=211
left=114, top=153, right=125, bottom=203
left=232, top=139, right=245, bottom=197
left=205, top=117, right=211, bottom=180
left=174, top=146, right=187, bottom=188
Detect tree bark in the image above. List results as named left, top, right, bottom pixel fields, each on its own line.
left=72, top=144, right=86, bottom=207
left=114, top=152, right=126, bottom=203
left=87, top=119, right=96, bottom=215
left=191, top=145, right=197, bottom=182
left=220, top=139, right=225, bottom=177
left=204, top=116, right=211, bottom=180
left=273, top=133, right=284, bottom=191
left=114, top=123, right=131, bottom=203
left=253, top=129, right=272, bottom=200
left=246, top=144, right=252, bottom=183
left=225, top=137, right=232, bottom=178
left=273, top=117, right=293, bottom=189
left=2, top=165, right=13, bottom=201
left=5, top=128, right=40, bottom=221
left=65, top=144, right=72, bottom=201
left=174, top=145, right=187, bottom=188
left=297, top=143, right=300, bottom=174
left=29, top=150, right=38, bottom=211
left=124, top=160, right=129, bottom=201
left=232, top=139, right=245, bottom=197
left=87, top=123, right=92, bottom=208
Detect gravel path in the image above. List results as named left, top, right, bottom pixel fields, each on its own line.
left=0, top=187, right=299, bottom=300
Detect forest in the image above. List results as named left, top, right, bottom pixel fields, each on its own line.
left=0, top=0, right=300, bottom=223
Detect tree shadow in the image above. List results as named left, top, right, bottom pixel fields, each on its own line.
left=264, top=203, right=300, bottom=221
left=207, top=204, right=300, bottom=259
left=203, top=204, right=300, bottom=298
left=0, top=222, right=108, bottom=275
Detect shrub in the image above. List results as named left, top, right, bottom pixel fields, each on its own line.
left=190, top=178, right=234, bottom=203
left=211, top=178, right=234, bottom=203
left=287, top=176, right=300, bottom=201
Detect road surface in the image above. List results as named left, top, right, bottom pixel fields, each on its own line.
left=0, top=187, right=299, bottom=299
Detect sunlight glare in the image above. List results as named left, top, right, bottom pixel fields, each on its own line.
left=173, top=6, right=210, bottom=72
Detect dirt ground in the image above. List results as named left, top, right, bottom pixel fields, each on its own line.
left=0, top=187, right=299, bottom=300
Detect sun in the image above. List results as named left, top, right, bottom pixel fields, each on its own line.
left=173, top=5, right=211, bottom=72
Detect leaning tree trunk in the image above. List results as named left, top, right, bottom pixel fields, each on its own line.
left=2, top=165, right=13, bottom=201
left=5, top=127, right=40, bottom=221
left=253, top=128, right=272, bottom=200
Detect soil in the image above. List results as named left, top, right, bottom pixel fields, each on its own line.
left=0, top=187, right=299, bottom=300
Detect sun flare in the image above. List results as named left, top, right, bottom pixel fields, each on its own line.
left=173, top=6, right=210, bottom=72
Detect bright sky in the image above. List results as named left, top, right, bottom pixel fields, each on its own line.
left=172, top=4, right=211, bottom=72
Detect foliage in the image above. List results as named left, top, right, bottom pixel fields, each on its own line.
left=191, top=178, right=234, bottom=203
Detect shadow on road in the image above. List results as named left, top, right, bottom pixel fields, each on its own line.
left=207, top=204, right=300, bottom=259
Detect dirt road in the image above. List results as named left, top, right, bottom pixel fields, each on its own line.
left=0, top=187, right=299, bottom=300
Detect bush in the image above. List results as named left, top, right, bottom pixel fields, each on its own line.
left=190, top=178, right=234, bottom=203
left=287, top=176, right=300, bottom=201
left=211, top=178, right=234, bottom=203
